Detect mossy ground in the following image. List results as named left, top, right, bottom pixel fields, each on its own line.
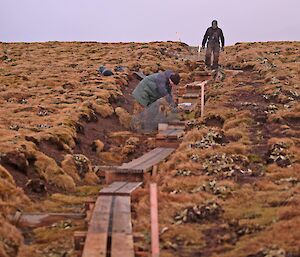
left=0, top=41, right=299, bottom=256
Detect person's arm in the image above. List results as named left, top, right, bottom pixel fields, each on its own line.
left=156, top=71, right=172, bottom=98
left=202, top=28, right=209, bottom=47
left=156, top=80, right=176, bottom=107
left=220, top=29, right=225, bottom=48
left=165, top=94, right=176, bottom=108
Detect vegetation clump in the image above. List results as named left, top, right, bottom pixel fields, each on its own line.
left=174, top=201, right=223, bottom=224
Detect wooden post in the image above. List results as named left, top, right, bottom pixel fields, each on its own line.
left=152, top=165, right=158, bottom=177
left=198, top=44, right=201, bottom=53
left=150, top=183, right=159, bottom=257
left=74, top=231, right=87, bottom=251
left=201, top=82, right=205, bottom=118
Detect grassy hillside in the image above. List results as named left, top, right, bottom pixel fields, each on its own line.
left=133, top=41, right=300, bottom=257
left=0, top=41, right=299, bottom=256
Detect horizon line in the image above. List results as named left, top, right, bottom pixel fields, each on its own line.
left=1, top=40, right=299, bottom=47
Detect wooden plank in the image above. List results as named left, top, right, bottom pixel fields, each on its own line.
left=95, top=165, right=134, bottom=173
left=127, top=148, right=173, bottom=171
left=224, top=69, right=243, bottom=76
left=156, top=129, right=184, bottom=139
left=137, top=148, right=175, bottom=171
left=155, top=139, right=181, bottom=148
left=158, top=123, right=169, bottom=131
left=99, top=182, right=127, bottom=195
left=105, top=172, right=144, bottom=184
left=82, top=233, right=108, bottom=257
left=111, top=196, right=134, bottom=257
left=178, top=97, right=198, bottom=104
left=106, top=168, right=144, bottom=174
left=100, top=182, right=142, bottom=196
left=119, top=148, right=164, bottom=169
left=135, top=148, right=174, bottom=171
left=74, top=231, right=86, bottom=251
left=152, top=165, right=158, bottom=176
left=116, top=148, right=160, bottom=170
left=105, top=147, right=174, bottom=175
left=186, top=80, right=208, bottom=88
left=82, top=196, right=112, bottom=257
left=156, top=131, right=172, bottom=139
left=182, top=93, right=200, bottom=98
left=119, top=148, right=166, bottom=170
left=196, top=71, right=212, bottom=76
left=168, top=125, right=185, bottom=130
left=168, top=129, right=184, bottom=137
left=115, top=182, right=143, bottom=196
left=150, top=183, right=160, bottom=257
left=111, top=234, right=134, bottom=257
left=165, top=129, right=177, bottom=135
left=112, top=196, right=131, bottom=230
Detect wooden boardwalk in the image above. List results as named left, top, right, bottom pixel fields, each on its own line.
left=97, top=147, right=175, bottom=183
left=74, top=79, right=206, bottom=256
left=77, top=182, right=142, bottom=257
left=77, top=146, right=177, bottom=256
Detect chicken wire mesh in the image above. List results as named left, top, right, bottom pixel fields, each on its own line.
left=131, top=98, right=179, bottom=133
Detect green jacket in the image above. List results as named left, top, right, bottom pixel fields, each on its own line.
left=132, top=70, right=175, bottom=107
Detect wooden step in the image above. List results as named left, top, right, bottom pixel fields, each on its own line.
left=104, top=148, right=175, bottom=173
left=182, top=93, right=200, bottom=98
left=156, top=129, right=184, bottom=140
left=102, top=147, right=175, bottom=183
left=185, top=80, right=208, bottom=89
left=158, top=123, right=185, bottom=131
left=99, top=182, right=142, bottom=196
left=178, top=97, right=199, bottom=104
left=155, top=129, right=184, bottom=148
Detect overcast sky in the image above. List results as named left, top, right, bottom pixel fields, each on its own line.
left=1, top=0, right=299, bottom=46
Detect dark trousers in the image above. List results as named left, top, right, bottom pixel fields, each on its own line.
left=205, top=43, right=220, bottom=69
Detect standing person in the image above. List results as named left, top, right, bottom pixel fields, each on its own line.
left=201, top=20, right=225, bottom=69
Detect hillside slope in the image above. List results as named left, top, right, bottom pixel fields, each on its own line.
left=133, top=41, right=300, bottom=257
left=0, top=41, right=299, bottom=256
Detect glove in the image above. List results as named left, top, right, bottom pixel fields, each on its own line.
left=172, top=104, right=186, bottom=113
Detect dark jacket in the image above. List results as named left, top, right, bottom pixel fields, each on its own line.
left=202, top=27, right=225, bottom=47
left=132, top=70, right=175, bottom=107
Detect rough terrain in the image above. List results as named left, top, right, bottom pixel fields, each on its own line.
left=0, top=41, right=299, bottom=257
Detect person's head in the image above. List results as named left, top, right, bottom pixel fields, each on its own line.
left=169, top=73, right=180, bottom=86
left=212, top=20, right=218, bottom=29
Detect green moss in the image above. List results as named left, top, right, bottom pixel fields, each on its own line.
left=248, top=154, right=263, bottom=163
left=33, top=226, right=75, bottom=244
left=75, top=185, right=100, bottom=196
left=224, top=203, right=279, bottom=226
left=41, top=193, right=92, bottom=212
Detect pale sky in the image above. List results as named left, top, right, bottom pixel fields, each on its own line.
left=0, top=0, right=299, bottom=46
